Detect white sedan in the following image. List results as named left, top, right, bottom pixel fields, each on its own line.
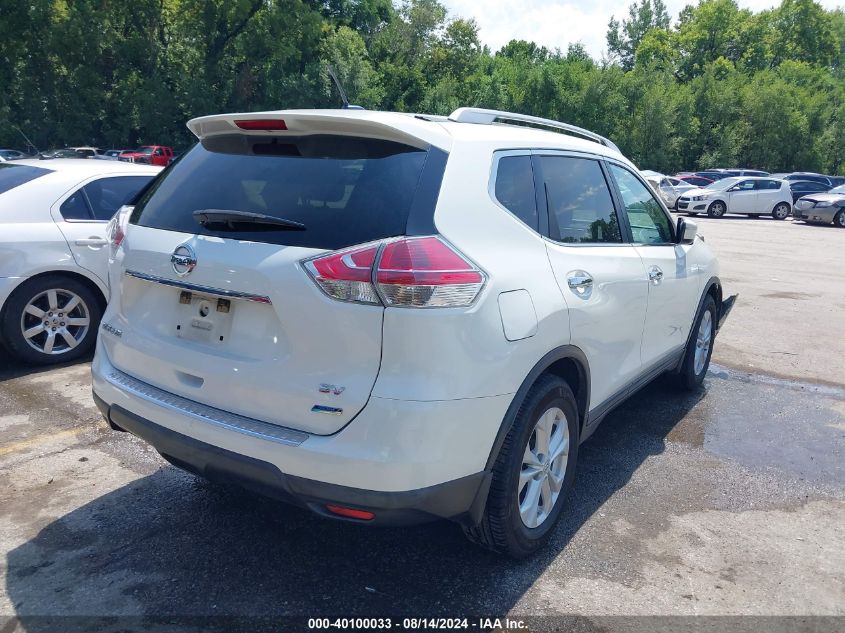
left=677, top=176, right=793, bottom=219
left=0, top=159, right=161, bottom=364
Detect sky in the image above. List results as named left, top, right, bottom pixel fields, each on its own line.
left=440, top=0, right=844, bottom=59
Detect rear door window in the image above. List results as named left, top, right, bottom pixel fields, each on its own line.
left=493, top=155, right=538, bottom=231
left=0, top=164, right=52, bottom=195
left=84, top=176, right=154, bottom=220
left=131, top=135, right=439, bottom=250
left=538, top=155, right=621, bottom=244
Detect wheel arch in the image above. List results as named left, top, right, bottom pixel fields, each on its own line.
left=0, top=269, right=108, bottom=322
left=483, top=345, right=591, bottom=473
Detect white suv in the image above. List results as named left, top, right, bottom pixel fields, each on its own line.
left=91, top=108, right=735, bottom=557
left=677, top=176, right=793, bottom=219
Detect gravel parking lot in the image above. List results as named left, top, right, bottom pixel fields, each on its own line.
left=1, top=216, right=843, bottom=631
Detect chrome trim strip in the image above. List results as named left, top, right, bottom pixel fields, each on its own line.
left=125, top=270, right=272, bottom=304
left=105, top=368, right=308, bottom=447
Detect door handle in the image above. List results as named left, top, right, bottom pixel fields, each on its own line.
left=75, top=238, right=108, bottom=247
left=567, top=272, right=593, bottom=295
left=648, top=266, right=664, bottom=284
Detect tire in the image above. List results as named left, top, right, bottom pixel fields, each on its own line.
left=835, top=210, right=845, bottom=228
left=1, top=275, right=102, bottom=365
left=772, top=202, right=790, bottom=220
left=707, top=201, right=726, bottom=218
left=463, top=375, right=579, bottom=558
left=676, top=295, right=717, bottom=390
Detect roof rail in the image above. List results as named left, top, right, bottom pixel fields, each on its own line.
left=448, top=107, right=621, bottom=153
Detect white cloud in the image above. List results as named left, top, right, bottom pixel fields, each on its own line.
left=441, top=0, right=844, bottom=59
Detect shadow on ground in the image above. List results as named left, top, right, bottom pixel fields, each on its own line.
left=5, top=379, right=705, bottom=628
left=0, top=354, right=92, bottom=383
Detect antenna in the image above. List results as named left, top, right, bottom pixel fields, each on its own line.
left=326, top=65, right=364, bottom=110
left=14, top=125, right=38, bottom=154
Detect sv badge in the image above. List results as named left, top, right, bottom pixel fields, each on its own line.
left=319, top=383, right=346, bottom=396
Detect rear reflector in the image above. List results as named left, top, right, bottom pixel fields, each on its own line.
left=303, top=236, right=485, bottom=308
left=325, top=505, right=375, bottom=520
left=234, top=119, right=287, bottom=131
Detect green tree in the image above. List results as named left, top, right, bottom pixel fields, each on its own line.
left=607, top=0, right=671, bottom=70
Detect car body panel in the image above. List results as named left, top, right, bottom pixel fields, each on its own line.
left=91, top=108, right=724, bottom=518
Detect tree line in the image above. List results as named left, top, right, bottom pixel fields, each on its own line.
left=1, top=0, right=844, bottom=174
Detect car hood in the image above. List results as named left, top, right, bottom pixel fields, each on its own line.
left=679, top=187, right=713, bottom=198
left=798, top=192, right=845, bottom=204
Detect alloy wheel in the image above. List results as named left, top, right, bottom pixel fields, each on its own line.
left=694, top=309, right=713, bottom=376
left=774, top=204, right=789, bottom=220
left=20, top=288, right=91, bottom=356
left=518, top=407, right=570, bottom=529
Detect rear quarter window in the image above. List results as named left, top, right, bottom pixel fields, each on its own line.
left=0, top=164, right=52, bottom=195
left=131, top=135, right=441, bottom=250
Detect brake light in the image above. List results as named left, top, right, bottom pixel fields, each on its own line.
left=376, top=237, right=484, bottom=307
left=303, top=242, right=381, bottom=304
left=107, top=205, right=132, bottom=258
left=234, top=119, right=287, bottom=131
left=303, top=236, right=486, bottom=308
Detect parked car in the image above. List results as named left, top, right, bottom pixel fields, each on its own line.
left=787, top=180, right=831, bottom=203
left=118, top=145, right=174, bottom=166
left=826, top=175, right=845, bottom=187
left=792, top=184, right=845, bottom=227
left=40, top=148, right=85, bottom=159
left=694, top=171, right=731, bottom=181
left=677, top=176, right=793, bottom=219
left=781, top=172, right=833, bottom=187
left=91, top=107, right=734, bottom=558
left=676, top=175, right=714, bottom=187
left=644, top=174, right=696, bottom=209
left=713, top=168, right=769, bottom=177
left=0, top=149, right=28, bottom=161
left=99, top=149, right=130, bottom=161
left=0, top=159, right=161, bottom=365
left=66, top=146, right=102, bottom=159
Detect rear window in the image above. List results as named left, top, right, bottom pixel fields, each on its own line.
left=0, top=163, right=52, bottom=195
left=131, top=135, right=436, bottom=250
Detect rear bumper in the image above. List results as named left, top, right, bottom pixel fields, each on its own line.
left=94, top=393, right=490, bottom=526
left=91, top=349, right=509, bottom=526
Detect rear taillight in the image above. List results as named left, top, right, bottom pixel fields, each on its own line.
left=303, top=236, right=485, bottom=308
left=303, top=242, right=381, bottom=304
left=107, top=205, right=132, bottom=258
left=376, top=237, right=485, bottom=307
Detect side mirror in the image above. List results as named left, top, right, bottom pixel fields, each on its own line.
left=676, top=217, right=697, bottom=244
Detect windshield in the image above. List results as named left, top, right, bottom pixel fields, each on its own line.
left=830, top=185, right=845, bottom=194
left=705, top=177, right=742, bottom=191
left=134, top=147, right=155, bottom=155
left=131, top=134, right=437, bottom=250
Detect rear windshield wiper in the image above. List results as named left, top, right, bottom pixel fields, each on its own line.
left=192, top=209, right=306, bottom=232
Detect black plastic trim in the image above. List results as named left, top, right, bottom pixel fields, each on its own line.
left=484, top=345, right=591, bottom=472
left=103, top=403, right=487, bottom=527
left=582, top=348, right=684, bottom=442
left=405, top=146, right=448, bottom=236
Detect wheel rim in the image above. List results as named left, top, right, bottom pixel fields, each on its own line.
left=712, top=203, right=724, bottom=217
left=775, top=205, right=788, bottom=219
left=518, top=406, right=569, bottom=529
left=693, top=310, right=713, bottom=376
left=837, top=212, right=845, bottom=227
left=20, top=288, right=90, bottom=355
